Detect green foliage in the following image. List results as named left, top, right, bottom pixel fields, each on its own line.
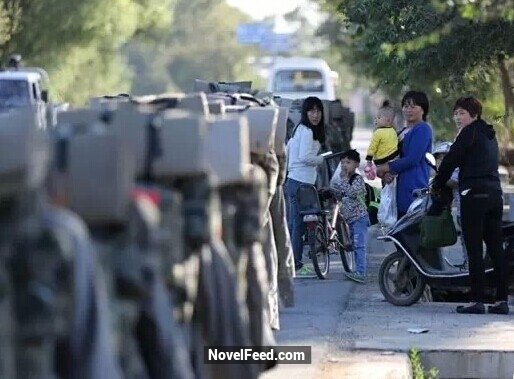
left=0, top=0, right=259, bottom=101
left=125, top=0, right=263, bottom=94
left=0, top=2, right=20, bottom=46
left=318, top=0, right=514, bottom=140
left=131, top=0, right=174, bottom=40
left=409, top=348, right=439, bottom=379
left=0, top=0, right=173, bottom=104
left=123, top=41, right=173, bottom=96
left=165, top=0, right=259, bottom=92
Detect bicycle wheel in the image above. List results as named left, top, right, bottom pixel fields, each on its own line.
left=336, top=220, right=356, bottom=273
left=308, top=223, right=329, bottom=279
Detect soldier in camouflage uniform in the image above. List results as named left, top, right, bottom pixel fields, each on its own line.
left=269, top=149, right=295, bottom=308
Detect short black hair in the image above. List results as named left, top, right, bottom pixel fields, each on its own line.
left=453, top=96, right=482, bottom=119
left=378, top=99, right=395, bottom=120
left=341, top=149, right=360, bottom=163
left=401, top=91, right=429, bottom=121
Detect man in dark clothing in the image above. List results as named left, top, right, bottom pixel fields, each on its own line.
left=432, top=96, right=509, bottom=315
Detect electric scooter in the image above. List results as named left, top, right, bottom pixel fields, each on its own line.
left=378, top=154, right=514, bottom=306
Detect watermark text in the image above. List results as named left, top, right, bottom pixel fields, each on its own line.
left=204, top=346, right=311, bottom=364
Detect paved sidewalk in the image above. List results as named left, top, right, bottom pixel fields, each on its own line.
left=261, top=260, right=356, bottom=379
left=262, top=247, right=413, bottom=379
left=263, top=224, right=514, bottom=378
left=329, top=225, right=514, bottom=379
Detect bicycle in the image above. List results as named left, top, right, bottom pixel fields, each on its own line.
left=297, top=184, right=356, bottom=279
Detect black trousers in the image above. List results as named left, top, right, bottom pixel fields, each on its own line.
left=460, top=187, right=508, bottom=303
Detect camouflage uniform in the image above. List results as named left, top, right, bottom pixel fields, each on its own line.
left=251, top=152, right=280, bottom=330
left=269, top=154, right=295, bottom=308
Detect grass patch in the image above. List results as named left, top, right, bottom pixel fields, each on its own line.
left=409, top=348, right=439, bottom=379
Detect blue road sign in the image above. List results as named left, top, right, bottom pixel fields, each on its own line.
left=236, top=23, right=272, bottom=45
left=259, top=33, right=292, bottom=53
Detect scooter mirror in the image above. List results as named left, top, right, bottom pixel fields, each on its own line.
left=425, top=152, right=437, bottom=172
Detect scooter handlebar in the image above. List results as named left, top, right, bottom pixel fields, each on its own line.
left=412, top=188, right=429, bottom=198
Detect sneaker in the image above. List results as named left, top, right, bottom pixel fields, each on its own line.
left=296, top=266, right=313, bottom=276
left=456, top=302, right=485, bottom=314
left=488, top=301, right=509, bottom=315
left=345, top=272, right=366, bottom=283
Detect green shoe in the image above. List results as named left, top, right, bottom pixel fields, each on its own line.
left=345, top=272, right=366, bottom=283
left=296, top=265, right=313, bottom=276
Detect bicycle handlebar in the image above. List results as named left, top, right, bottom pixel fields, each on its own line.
left=322, top=151, right=346, bottom=161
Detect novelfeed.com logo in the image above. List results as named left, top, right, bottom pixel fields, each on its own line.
left=204, top=346, right=311, bottom=364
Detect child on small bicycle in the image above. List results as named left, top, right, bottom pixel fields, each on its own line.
left=330, top=149, right=370, bottom=283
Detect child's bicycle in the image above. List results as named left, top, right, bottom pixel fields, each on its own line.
left=297, top=184, right=356, bottom=279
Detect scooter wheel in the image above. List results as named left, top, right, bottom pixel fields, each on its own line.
left=379, top=251, right=426, bottom=306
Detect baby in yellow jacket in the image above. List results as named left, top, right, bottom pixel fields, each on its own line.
left=365, top=100, right=399, bottom=180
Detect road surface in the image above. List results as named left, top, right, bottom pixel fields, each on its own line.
left=262, top=127, right=374, bottom=378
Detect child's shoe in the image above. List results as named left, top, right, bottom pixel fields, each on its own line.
left=345, top=272, right=366, bottom=283
left=296, top=265, right=314, bottom=277
left=364, top=162, right=376, bottom=180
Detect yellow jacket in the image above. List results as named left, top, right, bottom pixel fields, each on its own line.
left=366, top=126, right=399, bottom=165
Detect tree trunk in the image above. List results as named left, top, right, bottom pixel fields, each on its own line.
left=498, top=55, right=514, bottom=125
left=497, top=56, right=514, bottom=181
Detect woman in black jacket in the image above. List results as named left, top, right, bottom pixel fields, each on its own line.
left=432, top=96, right=509, bottom=315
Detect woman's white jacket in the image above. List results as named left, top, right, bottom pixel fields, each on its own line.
left=286, top=124, right=323, bottom=185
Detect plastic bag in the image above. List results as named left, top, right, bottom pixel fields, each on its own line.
left=377, top=179, right=397, bottom=227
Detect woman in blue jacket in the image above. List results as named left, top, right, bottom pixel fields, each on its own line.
left=377, top=91, right=432, bottom=217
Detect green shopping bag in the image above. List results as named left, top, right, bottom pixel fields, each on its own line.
left=420, top=208, right=458, bottom=249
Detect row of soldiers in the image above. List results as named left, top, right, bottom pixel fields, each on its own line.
left=0, top=80, right=353, bottom=378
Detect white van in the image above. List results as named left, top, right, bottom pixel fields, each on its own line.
left=0, top=68, right=51, bottom=128
left=267, top=57, right=338, bottom=101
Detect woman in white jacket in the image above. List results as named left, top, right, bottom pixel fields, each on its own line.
left=285, top=96, right=326, bottom=274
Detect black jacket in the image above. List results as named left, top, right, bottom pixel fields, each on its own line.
left=433, top=118, right=501, bottom=192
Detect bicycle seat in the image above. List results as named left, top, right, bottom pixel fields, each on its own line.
left=318, top=187, right=337, bottom=201
left=297, top=184, right=322, bottom=215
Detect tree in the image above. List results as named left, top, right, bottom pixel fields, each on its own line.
left=123, top=40, right=174, bottom=96
left=0, top=0, right=173, bottom=104
left=164, top=0, right=261, bottom=92
left=317, top=0, right=514, bottom=141
left=124, top=0, right=263, bottom=94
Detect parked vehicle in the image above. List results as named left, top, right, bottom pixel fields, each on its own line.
left=267, top=57, right=338, bottom=101
left=378, top=154, right=514, bottom=306
left=0, top=56, right=53, bottom=128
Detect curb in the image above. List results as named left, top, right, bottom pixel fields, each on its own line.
left=335, top=225, right=514, bottom=379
